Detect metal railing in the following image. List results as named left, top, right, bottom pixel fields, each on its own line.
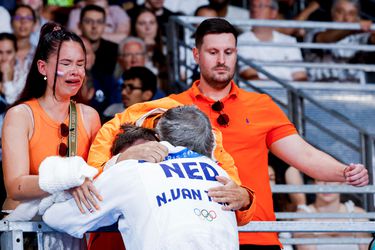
left=1, top=220, right=374, bottom=249
left=1, top=185, right=375, bottom=249
left=168, top=17, right=375, bottom=85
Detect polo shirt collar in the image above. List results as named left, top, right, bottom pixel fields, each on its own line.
left=189, top=80, right=239, bottom=102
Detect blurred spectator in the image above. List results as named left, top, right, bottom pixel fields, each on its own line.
left=0, top=6, right=12, bottom=33
left=194, top=4, right=218, bottom=17
left=238, top=0, right=307, bottom=81
left=0, top=33, right=28, bottom=105
left=68, top=0, right=130, bottom=43
left=75, top=36, right=96, bottom=105
left=79, top=4, right=119, bottom=114
left=164, top=0, right=208, bottom=15
left=208, top=0, right=249, bottom=19
left=304, top=0, right=375, bottom=83
left=103, top=66, right=157, bottom=120
left=19, top=0, right=50, bottom=46
left=294, top=180, right=370, bottom=250
left=131, top=8, right=169, bottom=93
left=276, top=1, right=321, bottom=39
left=127, top=0, right=177, bottom=37
left=115, top=36, right=147, bottom=79
left=11, top=5, right=36, bottom=70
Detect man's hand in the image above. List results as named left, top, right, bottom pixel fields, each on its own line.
left=207, top=176, right=251, bottom=211
left=344, top=163, right=368, bottom=187
left=70, top=178, right=103, bottom=214
left=117, top=141, right=168, bottom=163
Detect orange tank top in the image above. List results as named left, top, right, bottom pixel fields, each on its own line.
left=25, top=99, right=91, bottom=175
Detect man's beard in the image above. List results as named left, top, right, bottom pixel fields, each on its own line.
left=201, top=66, right=234, bottom=90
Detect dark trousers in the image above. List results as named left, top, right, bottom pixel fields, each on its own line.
left=240, top=245, right=281, bottom=250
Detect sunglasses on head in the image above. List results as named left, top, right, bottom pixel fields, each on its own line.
left=58, top=123, right=69, bottom=157
left=211, top=101, right=229, bottom=127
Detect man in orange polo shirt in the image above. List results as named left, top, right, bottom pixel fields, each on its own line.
left=88, top=18, right=368, bottom=249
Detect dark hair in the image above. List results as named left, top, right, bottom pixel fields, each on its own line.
left=14, top=22, right=86, bottom=106
left=194, top=5, right=217, bottom=16
left=122, top=66, right=157, bottom=97
left=0, top=33, right=18, bottom=52
left=80, top=4, right=106, bottom=23
left=195, top=18, right=238, bottom=48
left=111, top=124, right=159, bottom=155
left=11, top=4, right=37, bottom=23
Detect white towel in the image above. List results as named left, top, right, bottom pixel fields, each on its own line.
left=6, top=156, right=98, bottom=221
left=39, top=156, right=98, bottom=194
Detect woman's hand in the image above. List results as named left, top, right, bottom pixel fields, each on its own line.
left=69, top=177, right=103, bottom=214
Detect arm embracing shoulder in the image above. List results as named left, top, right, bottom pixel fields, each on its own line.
left=87, top=111, right=125, bottom=172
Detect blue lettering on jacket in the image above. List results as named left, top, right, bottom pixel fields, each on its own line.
left=159, top=161, right=219, bottom=181
left=156, top=188, right=203, bottom=207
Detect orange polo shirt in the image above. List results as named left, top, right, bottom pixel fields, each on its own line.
left=171, top=81, right=297, bottom=246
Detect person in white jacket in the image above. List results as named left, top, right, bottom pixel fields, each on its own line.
left=42, top=106, right=250, bottom=250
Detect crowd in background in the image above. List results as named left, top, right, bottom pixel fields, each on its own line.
left=0, top=0, right=373, bottom=248
left=0, top=0, right=374, bottom=122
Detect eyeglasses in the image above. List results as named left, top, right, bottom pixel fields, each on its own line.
left=82, top=18, right=105, bottom=26
left=120, top=52, right=145, bottom=58
left=251, top=3, right=274, bottom=9
left=211, top=101, right=229, bottom=127
left=13, top=15, right=34, bottom=22
left=121, top=83, right=143, bottom=93
left=58, top=123, right=69, bottom=157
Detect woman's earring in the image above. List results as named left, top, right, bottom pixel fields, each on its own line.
left=43, top=76, right=47, bottom=81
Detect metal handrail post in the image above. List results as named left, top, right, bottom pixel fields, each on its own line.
left=0, top=230, right=24, bottom=250
left=361, top=133, right=375, bottom=211
left=287, top=90, right=305, bottom=135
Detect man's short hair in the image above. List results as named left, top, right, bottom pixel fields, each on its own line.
left=122, top=66, right=157, bottom=97
left=332, top=0, right=360, bottom=12
left=118, top=36, right=146, bottom=55
left=195, top=18, right=238, bottom=48
left=155, top=106, right=215, bottom=158
left=111, top=124, right=158, bottom=155
left=80, top=4, right=106, bottom=23
left=194, top=5, right=217, bottom=16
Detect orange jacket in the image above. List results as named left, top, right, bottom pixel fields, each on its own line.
left=88, top=97, right=255, bottom=226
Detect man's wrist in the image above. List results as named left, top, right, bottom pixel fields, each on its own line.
left=239, top=186, right=254, bottom=211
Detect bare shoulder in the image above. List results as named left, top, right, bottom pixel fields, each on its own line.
left=77, top=103, right=101, bottom=137
left=4, top=104, right=33, bottom=127
left=3, top=104, right=33, bottom=138
left=79, top=103, right=100, bottom=122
